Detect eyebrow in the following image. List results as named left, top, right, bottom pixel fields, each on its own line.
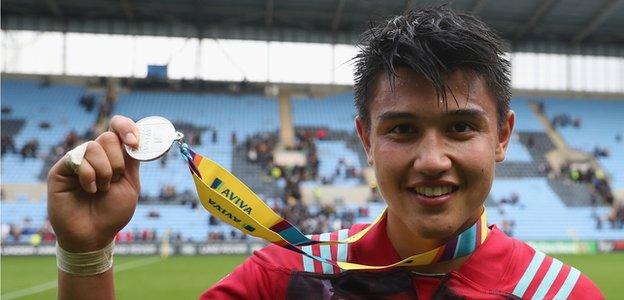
left=377, top=108, right=488, bottom=122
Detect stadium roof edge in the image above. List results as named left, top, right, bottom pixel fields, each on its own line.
left=2, top=0, right=623, bottom=57
left=3, top=72, right=623, bottom=100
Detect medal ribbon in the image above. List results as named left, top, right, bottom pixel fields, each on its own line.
left=179, top=143, right=488, bottom=270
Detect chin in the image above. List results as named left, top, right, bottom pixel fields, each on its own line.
left=417, top=223, right=458, bottom=240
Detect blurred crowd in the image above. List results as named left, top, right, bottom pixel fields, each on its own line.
left=1, top=217, right=55, bottom=246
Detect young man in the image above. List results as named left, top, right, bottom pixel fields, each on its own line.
left=48, top=6, right=602, bottom=300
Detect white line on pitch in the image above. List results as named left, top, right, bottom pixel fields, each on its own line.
left=1, top=256, right=162, bottom=300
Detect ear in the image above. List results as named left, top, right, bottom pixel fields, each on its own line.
left=355, top=117, right=373, bottom=165
left=495, top=110, right=515, bottom=162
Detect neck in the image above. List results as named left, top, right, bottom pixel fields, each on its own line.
left=385, top=209, right=482, bottom=273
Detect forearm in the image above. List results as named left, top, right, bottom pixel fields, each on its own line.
left=58, top=268, right=115, bottom=300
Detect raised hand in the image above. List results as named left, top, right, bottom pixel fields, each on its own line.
left=47, top=115, right=141, bottom=253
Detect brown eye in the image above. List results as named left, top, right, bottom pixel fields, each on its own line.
left=450, top=122, right=474, bottom=133
left=390, top=124, right=415, bottom=134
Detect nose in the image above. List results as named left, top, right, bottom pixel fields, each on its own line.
left=412, top=130, right=452, bottom=177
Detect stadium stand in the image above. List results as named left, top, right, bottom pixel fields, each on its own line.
left=1, top=79, right=622, bottom=245
left=542, top=99, right=624, bottom=189
left=314, top=140, right=362, bottom=186
left=113, top=91, right=280, bottom=197
left=487, top=178, right=621, bottom=240
left=292, top=93, right=356, bottom=132
left=1, top=80, right=98, bottom=183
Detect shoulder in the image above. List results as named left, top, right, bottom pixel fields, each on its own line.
left=458, top=227, right=603, bottom=299
left=502, top=236, right=603, bottom=299
left=200, top=242, right=298, bottom=299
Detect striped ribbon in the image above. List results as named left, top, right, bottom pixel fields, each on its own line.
left=180, top=143, right=488, bottom=270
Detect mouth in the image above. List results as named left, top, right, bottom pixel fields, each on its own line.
left=408, top=185, right=459, bottom=206
left=412, top=186, right=458, bottom=197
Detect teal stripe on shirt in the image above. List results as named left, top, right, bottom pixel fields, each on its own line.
left=337, top=229, right=349, bottom=262
left=301, top=245, right=315, bottom=272
left=532, top=258, right=563, bottom=299
left=319, top=233, right=334, bottom=274
left=301, top=234, right=315, bottom=272
left=553, top=267, right=581, bottom=300
left=513, top=251, right=546, bottom=297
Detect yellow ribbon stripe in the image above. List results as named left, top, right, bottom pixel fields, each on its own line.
left=188, top=151, right=487, bottom=270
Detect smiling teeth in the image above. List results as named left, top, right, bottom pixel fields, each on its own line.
left=414, top=186, right=455, bottom=197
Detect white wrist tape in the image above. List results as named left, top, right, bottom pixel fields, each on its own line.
left=56, top=241, right=114, bottom=276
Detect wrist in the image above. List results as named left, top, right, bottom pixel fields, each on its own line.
left=57, top=236, right=115, bottom=253
left=56, top=240, right=115, bottom=276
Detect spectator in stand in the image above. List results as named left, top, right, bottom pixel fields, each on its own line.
left=160, top=185, right=177, bottom=201
left=1, top=134, right=17, bottom=155
left=41, top=218, right=56, bottom=244
left=592, top=146, right=609, bottom=158
left=83, top=124, right=98, bottom=140
left=79, top=94, right=96, bottom=112
left=536, top=101, right=544, bottom=114
left=125, top=230, right=134, bottom=243
left=147, top=210, right=161, bottom=219
left=231, top=131, right=237, bottom=146
left=65, top=130, right=79, bottom=149
left=1, top=223, right=10, bottom=242
left=591, top=210, right=603, bottom=230
left=573, top=117, right=581, bottom=128
left=209, top=215, right=220, bottom=226
left=526, top=133, right=534, bottom=148
left=30, top=232, right=42, bottom=247
left=501, top=219, right=515, bottom=237
left=20, top=139, right=39, bottom=159
left=10, top=223, right=22, bottom=242
left=39, top=121, right=51, bottom=129
left=247, top=147, right=258, bottom=162
left=315, top=128, right=327, bottom=140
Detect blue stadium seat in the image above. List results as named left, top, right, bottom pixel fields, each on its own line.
left=1, top=80, right=98, bottom=183
left=114, top=91, right=280, bottom=196
left=543, top=99, right=624, bottom=189
left=292, top=93, right=356, bottom=131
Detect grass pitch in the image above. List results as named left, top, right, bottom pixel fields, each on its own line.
left=2, top=253, right=622, bottom=299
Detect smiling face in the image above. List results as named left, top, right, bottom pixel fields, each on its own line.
left=356, top=68, right=514, bottom=254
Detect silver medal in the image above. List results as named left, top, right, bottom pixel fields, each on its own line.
left=125, top=116, right=184, bottom=161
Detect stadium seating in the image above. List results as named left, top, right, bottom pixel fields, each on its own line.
left=355, top=179, right=620, bottom=240
left=291, top=94, right=548, bottom=133
left=1, top=79, right=622, bottom=244
left=1, top=80, right=97, bottom=183
left=114, top=91, right=280, bottom=196
left=509, top=98, right=546, bottom=132
left=487, top=178, right=621, bottom=240
left=314, top=140, right=362, bottom=186
left=1, top=154, right=45, bottom=184
left=542, top=99, right=624, bottom=189
left=291, top=93, right=356, bottom=132
left=505, top=137, right=533, bottom=162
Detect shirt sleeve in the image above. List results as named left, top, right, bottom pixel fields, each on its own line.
left=199, top=256, right=275, bottom=300
left=566, top=273, right=604, bottom=300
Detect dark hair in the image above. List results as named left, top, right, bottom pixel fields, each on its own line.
left=353, top=6, right=511, bottom=130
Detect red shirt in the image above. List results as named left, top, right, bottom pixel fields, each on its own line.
left=201, top=215, right=603, bottom=299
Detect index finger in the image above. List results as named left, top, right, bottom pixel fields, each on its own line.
left=109, top=115, right=140, bottom=148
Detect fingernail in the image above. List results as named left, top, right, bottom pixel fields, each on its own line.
left=125, top=132, right=137, bottom=145
left=89, top=181, right=97, bottom=193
